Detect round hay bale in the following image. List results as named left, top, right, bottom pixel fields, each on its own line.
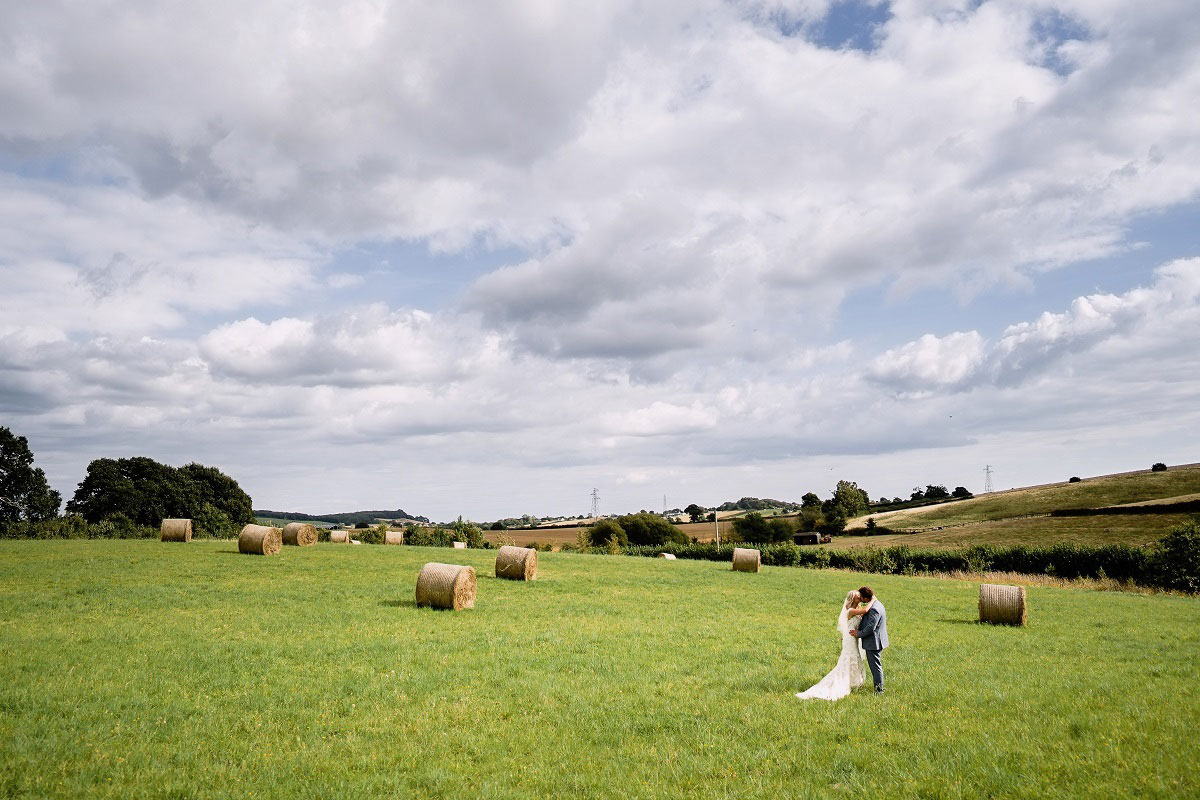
left=329, top=530, right=349, bottom=544
left=658, top=553, right=676, bottom=560
left=452, top=541, right=467, bottom=549
left=238, top=524, right=282, bottom=556
left=383, top=530, right=404, bottom=545
left=732, top=547, right=761, bottom=573
left=495, top=545, right=538, bottom=580
left=415, top=563, right=476, bottom=610
left=281, top=522, right=318, bottom=547
left=979, top=583, right=1027, bottom=626
left=160, top=518, right=192, bottom=542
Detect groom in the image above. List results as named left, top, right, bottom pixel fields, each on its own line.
left=850, top=586, right=888, bottom=694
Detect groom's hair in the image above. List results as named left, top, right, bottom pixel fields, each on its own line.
left=858, top=586, right=874, bottom=601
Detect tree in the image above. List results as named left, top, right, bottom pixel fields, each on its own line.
left=589, top=518, right=627, bottom=548
left=767, top=517, right=795, bottom=543
left=67, top=456, right=253, bottom=527
left=1152, top=462, right=1168, bottom=472
left=450, top=516, right=485, bottom=548
left=732, top=512, right=771, bottom=543
left=951, top=486, right=973, bottom=498
left=614, top=512, right=686, bottom=546
left=1068, top=477, right=1081, bottom=483
left=0, top=427, right=61, bottom=524
left=830, top=480, right=869, bottom=519
left=800, top=492, right=821, bottom=509
left=684, top=503, right=705, bottom=523
left=924, top=484, right=950, bottom=499
left=910, top=487, right=925, bottom=501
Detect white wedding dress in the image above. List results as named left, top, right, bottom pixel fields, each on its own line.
left=795, top=599, right=867, bottom=701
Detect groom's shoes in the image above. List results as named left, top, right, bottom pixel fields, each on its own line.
left=874, top=688, right=885, bottom=694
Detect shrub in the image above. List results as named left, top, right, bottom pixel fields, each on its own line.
left=405, top=527, right=455, bottom=547
left=616, top=513, right=687, bottom=546
left=1069, top=476, right=1081, bottom=483
left=589, top=519, right=627, bottom=547
left=193, top=502, right=237, bottom=539
left=1151, top=462, right=1167, bottom=472
left=449, top=517, right=486, bottom=548
left=1147, top=521, right=1200, bottom=593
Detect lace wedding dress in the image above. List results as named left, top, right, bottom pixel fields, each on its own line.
left=795, top=598, right=867, bottom=701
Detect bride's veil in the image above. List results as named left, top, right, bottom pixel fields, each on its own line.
left=836, top=590, right=856, bottom=635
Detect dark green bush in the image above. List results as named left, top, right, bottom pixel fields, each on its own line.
left=1147, top=521, right=1200, bottom=593
left=614, top=513, right=687, bottom=546
left=405, top=527, right=455, bottom=547
left=589, top=519, right=627, bottom=548
left=618, top=529, right=1197, bottom=592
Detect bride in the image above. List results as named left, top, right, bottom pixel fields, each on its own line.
left=795, top=590, right=870, bottom=701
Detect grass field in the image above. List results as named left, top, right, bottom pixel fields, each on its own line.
left=848, top=463, right=1200, bottom=532
left=1, top=540, right=1196, bottom=798
left=832, top=513, right=1195, bottom=550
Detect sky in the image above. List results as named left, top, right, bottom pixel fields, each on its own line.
left=2, top=0, right=1199, bottom=522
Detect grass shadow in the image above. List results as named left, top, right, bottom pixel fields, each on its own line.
left=380, top=599, right=418, bottom=608
left=937, top=618, right=982, bottom=625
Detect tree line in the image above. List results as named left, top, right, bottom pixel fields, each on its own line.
left=0, top=425, right=255, bottom=539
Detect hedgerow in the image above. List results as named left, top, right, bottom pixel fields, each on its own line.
left=619, top=520, right=1200, bottom=592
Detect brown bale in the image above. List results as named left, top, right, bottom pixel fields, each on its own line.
left=979, top=583, right=1027, bottom=626
left=238, top=524, right=282, bottom=556
left=329, top=530, right=349, bottom=543
left=415, top=563, right=477, bottom=610
left=160, top=518, right=192, bottom=542
left=732, top=547, right=761, bottom=573
left=495, top=545, right=538, bottom=580
left=281, top=522, right=318, bottom=547
left=383, top=530, right=404, bottom=545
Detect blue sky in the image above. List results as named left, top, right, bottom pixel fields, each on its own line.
left=1, top=0, right=1198, bottom=520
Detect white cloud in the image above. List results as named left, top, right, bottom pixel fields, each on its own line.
left=870, top=258, right=1200, bottom=393
left=3, top=1, right=1200, bottom=518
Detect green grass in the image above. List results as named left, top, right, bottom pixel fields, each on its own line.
left=850, top=463, right=1200, bottom=532
left=1, top=540, right=1196, bottom=799
left=833, top=513, right=1196, bottom=550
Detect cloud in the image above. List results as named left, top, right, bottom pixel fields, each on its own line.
left=3, top=2, right=1200, bottom=517
left=868, top=331, right=985, bottom=393
left=869, top=257, right=1200, bottom=393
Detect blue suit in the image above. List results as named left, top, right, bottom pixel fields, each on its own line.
left=857, top=600, right=888, bottom=692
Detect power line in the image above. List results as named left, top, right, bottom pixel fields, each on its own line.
left=590, top=487, right=600, bottom=519
left=983, top=464, right=994, bottom=494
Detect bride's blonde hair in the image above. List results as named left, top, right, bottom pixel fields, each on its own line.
left=843, top=589, right=859, bottom=609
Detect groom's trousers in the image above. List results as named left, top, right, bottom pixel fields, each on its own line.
left=865, top=649, right=884, bottom=692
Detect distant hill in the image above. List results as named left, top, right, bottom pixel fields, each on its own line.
left=833, top=462, right=1200, bottom=550
left=253, top=508, right=430, bottom=526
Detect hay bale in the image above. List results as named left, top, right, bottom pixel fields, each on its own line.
left=658, top=553, right=676, bottom=560
left=732, top=547, right=761, bottom=573
left=383, top=530, right=404, bottom=545
left=160, top=518, right=192, bottom=542
left=329, top=530, right=349, bottom=543
left=415, top=563, right=476, bottom=610
left=452, top=541, right=467, bottom=549
left=281, top=522, right=318, bottom=547
left=238, top=524, right=282, bottom=556
left=979, top=583, right=1027, bottom=626
left=350, top=539, right=362, bottom=545
left=495, top=545, right=538, bottom=580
